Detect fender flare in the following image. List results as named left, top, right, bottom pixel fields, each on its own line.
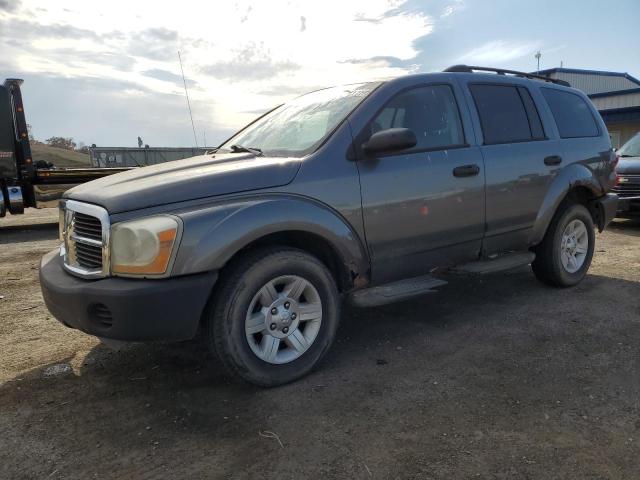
left=530, top=163, right=604, bottom=245
left=172, top=194, right=369, bottom=286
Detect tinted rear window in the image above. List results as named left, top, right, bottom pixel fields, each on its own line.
left=541, top=88, right=599, bottom=138
left=470, top=84, right=540, bottom=144
left=517, top=87, right=545, bottom=140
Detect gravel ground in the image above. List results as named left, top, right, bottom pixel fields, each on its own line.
left=0, top=209, right=639, bottom=479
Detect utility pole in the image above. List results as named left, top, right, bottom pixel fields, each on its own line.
left=535, top=51, right=542, bottom=74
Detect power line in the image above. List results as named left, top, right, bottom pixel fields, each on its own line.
left=178, top=50, right=198, bottom=148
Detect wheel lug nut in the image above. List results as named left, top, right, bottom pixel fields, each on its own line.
left=282, top=327, right=289, bottom=334
left=270, top=323, right=277, bottom=331
left=271, top=307, right=277, bottom=315
left=291, top=313, right=297, bottom=320
left=284, top=302, right=290, bottom=309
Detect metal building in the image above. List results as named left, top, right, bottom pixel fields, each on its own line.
left=90, top=147, right=212, bottom=167
left=537, top=68, right=640, bottom=148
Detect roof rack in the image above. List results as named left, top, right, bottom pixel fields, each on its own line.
left=443, top=65, right=571, bottom=87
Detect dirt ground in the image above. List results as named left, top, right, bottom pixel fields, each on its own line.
left=0, top=209, right=639, bottom=479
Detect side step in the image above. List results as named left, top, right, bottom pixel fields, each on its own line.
left=455, top=251, right=535, bottom=275
left=349, top=274, right=448, bottom=307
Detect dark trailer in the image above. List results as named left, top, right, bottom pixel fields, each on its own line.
left=0, top=78, right=130, bottom=217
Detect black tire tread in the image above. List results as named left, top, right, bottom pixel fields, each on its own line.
left=203, top=246, right=338, bottom=386
left=532, top=201, right=594, bottom=287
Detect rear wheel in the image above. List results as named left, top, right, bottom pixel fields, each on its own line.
left=532, top=202, right=595, bottom=287
left=204, top=247, right=340, bottom=386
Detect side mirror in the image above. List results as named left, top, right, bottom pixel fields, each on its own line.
left=363, top=128, right=417, bottom=154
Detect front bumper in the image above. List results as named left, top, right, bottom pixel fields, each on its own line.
left=616, top=197, right=640, bottom=217
left=39, top=249, right=218, bottom=341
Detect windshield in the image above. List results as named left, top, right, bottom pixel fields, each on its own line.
left=219, top=82, right=380, bottom=157
left=618, top=133, right=640, bottom=157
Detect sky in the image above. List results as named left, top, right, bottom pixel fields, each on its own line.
left=0, top=0, right=639, bottom=148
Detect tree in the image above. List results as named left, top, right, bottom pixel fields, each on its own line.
left=27, top=124, right=35, bottom=142
left=76, top=142, right=90, bottom=154
left=45, top=137, right=76, bottom=150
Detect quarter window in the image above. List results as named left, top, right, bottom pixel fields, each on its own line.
left=541, top=88, right=599, bottom=138
left=470, top=84, right=543, bottom=144
left=370, top=85, right=465, bottom=151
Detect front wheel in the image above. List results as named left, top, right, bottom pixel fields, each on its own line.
left=204, top=247, right=340, bottom=387
left=532, top=202, right=595, bottom=287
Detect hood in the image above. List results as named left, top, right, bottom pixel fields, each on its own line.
left=616, top=156, right=640, bottom=175
left=65, top=152, right=301, bottom=213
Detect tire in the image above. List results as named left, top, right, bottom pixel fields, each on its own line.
left=203, top=247, right=340, bottom=387
left=532, top=202, right=595, bottom=287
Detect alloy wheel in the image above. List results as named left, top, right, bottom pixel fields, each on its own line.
left=560, top=219, right=589, bottom=273
left=245, top=275, right=323, bottom=364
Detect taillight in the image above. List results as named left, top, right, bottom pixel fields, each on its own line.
left=615, top=174, right=621, bottom=186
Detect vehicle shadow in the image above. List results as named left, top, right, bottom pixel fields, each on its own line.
left=1, top=268, right=638, bottom=477
left=608, top=217, right=640, bottom=236
left=0, top=222, right=58, bottom=244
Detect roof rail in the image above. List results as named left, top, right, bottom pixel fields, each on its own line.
left=443, top=65, right=571, bottom=87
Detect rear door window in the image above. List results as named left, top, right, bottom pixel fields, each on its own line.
left=541, top=88, right=599, bottom=138
left=470, top=84, right=542, bottom=144
left=370, top=84, right=465, bottom=150
left=517, top=87, right=545, bottom=140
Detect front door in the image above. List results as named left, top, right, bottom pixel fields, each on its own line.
left=357, top=84, right=486, bottom=284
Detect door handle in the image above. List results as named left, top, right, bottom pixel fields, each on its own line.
left=453, top=164, right=480, bottom=177
left=544, top=155, right=562, bottom=166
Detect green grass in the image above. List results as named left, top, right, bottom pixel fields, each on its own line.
left=30, top=143, right=91, bottom=168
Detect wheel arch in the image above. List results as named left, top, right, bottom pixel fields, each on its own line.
left=172, top=195, right=370, bottom=292
left=531, top=163, right=604, bottom=245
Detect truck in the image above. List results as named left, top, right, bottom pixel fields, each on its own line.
left=0, top=79, right=134, bottom=217
left=0, top=79, right=210, bottom=216
left=40, top=66, right=618, bottom=387
left=612, top=132, right=640, bottom=217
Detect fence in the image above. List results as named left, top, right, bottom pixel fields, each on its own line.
left=89, top=147, right=213, bottom=167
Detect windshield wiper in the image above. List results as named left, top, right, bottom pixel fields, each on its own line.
left=230, top=144, right=263, bottom=156
left=619, top=154, right=636, bottom=158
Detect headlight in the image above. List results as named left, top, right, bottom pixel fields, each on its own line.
left=110, top=215, right=181, bottom=277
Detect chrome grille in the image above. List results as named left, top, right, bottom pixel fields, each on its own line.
left=75, top=241, right=103, bottom=269
left=612, top=175, right=640, bottom=199
left=73, top=212, right=102, bottom=238
left=60, top=200, right=110, bottom=278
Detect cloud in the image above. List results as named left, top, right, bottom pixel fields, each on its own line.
left=339, top=55, right=413, bottom=68
left=257, top=84, right=324, bottom=96
left=46, top=49, right=137, bottom=72
left=441, top=0, right=465, bottom=18
left=0, top=18, right=100, bottom=40
left=199, top=43, right=300, bottom=81
left=3, top=0, right=434, bottom=145
left=143, top=68, right=196, bottom=87
left=458, top=40, right=540, bottom=64
left=20, top=72, right=229, bottom=147
left=0, top=0, right=20, bottom=11
left=128, top=28, right=179, bottom=61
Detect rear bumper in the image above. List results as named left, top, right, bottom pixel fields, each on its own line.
left=39, top=249, right=218, bottom=341
left=592, top=193, right=618, bottom=230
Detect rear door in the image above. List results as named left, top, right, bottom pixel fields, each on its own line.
left=357, top=83, right=485, bottom=284
left=464, top=82, right=563, bottom=254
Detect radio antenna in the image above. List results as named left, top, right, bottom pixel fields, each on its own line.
left=178, top=50, right=198, bottom=148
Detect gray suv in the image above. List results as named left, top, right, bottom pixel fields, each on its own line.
left=40, top=65, right=618, bottom=386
